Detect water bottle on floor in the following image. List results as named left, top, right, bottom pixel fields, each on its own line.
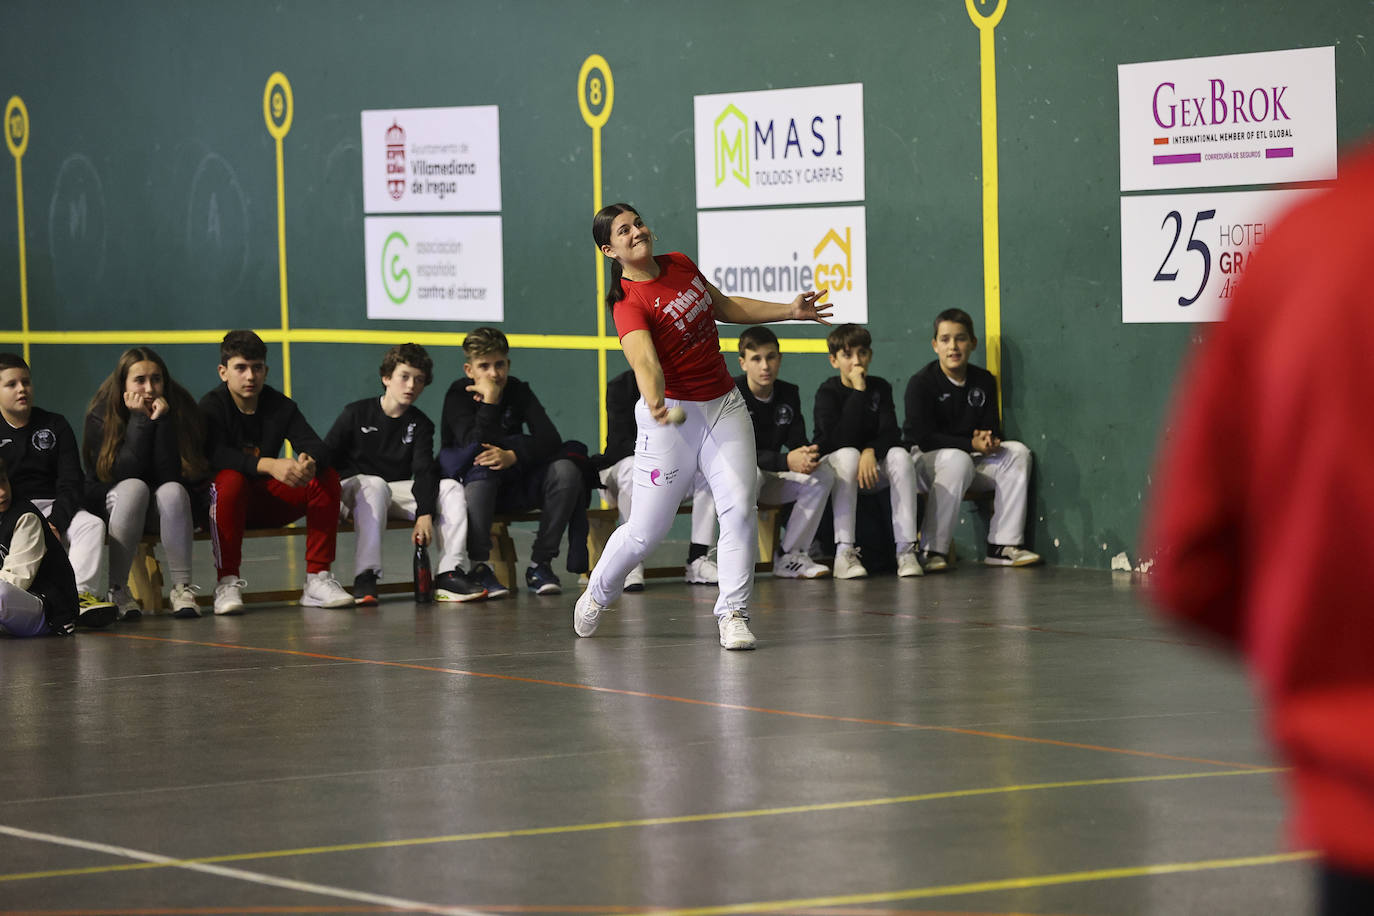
left=413, top=543, right=435, bottom=604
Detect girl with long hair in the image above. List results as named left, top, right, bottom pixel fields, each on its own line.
left=574, top=202, right=831, bottom=649
left=83, top=347, right=208, bottom=618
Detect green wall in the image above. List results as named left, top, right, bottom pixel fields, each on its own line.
left=2, top=1, right=1370, bottom=567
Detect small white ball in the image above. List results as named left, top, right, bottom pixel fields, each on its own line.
left=665, top=406, right=687, bottom=425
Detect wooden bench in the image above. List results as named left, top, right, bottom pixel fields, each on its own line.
left=129, top=505, right=786, bottom=610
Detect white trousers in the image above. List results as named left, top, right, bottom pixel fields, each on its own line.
left=822, top=446, right=920, bottom=547
left=105, top=479, right=194, bottom=588
left=911, top=441, right=1032, bottom=554
left=33, top=498, right=104, bottom=594
left=589, top=389, right=756, bottom=619
left=0, top=579, right=46, bottom=637
left=755, top=465, right=835, bottom=555
left=340, top=475, right=468, bottom=577
left=599, top=457, right=716, bottom=545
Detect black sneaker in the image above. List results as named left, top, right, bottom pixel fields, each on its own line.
left=469, top=562, right=510, bottom=599
left=525, top=562, right=562, bottom=595
left=352, top=570, right=380, bottom=606
left=435, top=568, right=487, bottom=603
left=75, top=597, right=117, bottom=630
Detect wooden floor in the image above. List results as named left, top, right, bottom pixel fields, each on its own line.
left=0, top=531, right=1311, bottom=916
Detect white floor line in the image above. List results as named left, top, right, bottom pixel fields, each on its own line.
left=0, top=823, right=487, bottom=916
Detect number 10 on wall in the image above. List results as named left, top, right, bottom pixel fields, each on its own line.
left=1120, top=188, right=1311, bottom=323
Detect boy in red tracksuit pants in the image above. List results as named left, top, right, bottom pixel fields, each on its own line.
left=199, top=330, right=352, bottom=614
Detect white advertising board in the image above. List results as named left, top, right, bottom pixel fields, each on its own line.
left=1118, top=47, right=1336, bottom=191
left=694, top=83, right=864, bottom=209
left=364, top=215, right=504, bottom=322
left=1120, top=188, right=1312, bottom=323
left=697, top=206, right=867, bottom=324
left=360, top=106, right=501, bottom=213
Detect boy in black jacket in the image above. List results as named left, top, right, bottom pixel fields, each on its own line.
left=440, top=327, right=583, bottom=597
left=325, top=344, right=485, bottom=605
left=735, top=327, right=833, bottom=579
left=813, top=324, right=923, bottom=580
left=903, top=308, right=1040, bottom=570
left=199, top=330, right=353, bottom=614
left=0, top=458, right=115, bottom=636
left=0, top=353, right=108, bottom=609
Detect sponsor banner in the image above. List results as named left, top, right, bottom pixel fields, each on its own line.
left=1120, top=188, right=1312, bottom=323
left=1118, top=47, right=1336, bottom=191
left=360, top=106, right=501, bottom=213
left=694, top=83, right=864, bottom=209
left=697, top=206, right=867, bottom=324
left=364, top=215, right=503, bottom=321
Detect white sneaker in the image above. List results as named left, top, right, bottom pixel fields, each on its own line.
left=624, top=564, right=646, bottom=592
left=773, top=551, right=830, bottom=579
left=573, top=589, right=610, bottom=637
left=718, top=610, right=756, bottom=650
left=985, top=545, right=1043, bottom=567
left=921, top=551, right=950, bottom=573
left=169, top=584, right=201, bottom=618
left=108, top=585, right=143, bottom=621
left=213, top=577, right=247, bottom=616
left=684, top=555, right=719, bottom=584
left=833, top=546, right=868, bottom=579
left=300, top=571, right=355, bottom=608
left=896, top=545, right=925, bottom=578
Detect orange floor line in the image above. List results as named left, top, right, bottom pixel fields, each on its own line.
left=102, top=632, right=1267, bottom=770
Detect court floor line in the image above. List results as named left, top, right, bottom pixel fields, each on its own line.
left=0, top=825, right=483, bottom=916
left=101, top=632, right=1267, bottom=770
left=0, top=768, right=1281, bottom=884
left=0, top=909, right=1083, bottom=916
left=622, top=850, right=1318, bottom=916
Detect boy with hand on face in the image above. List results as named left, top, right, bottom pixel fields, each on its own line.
left=325, top=343, right=485, bottom=606
left=199, top=330, right=353, bottom=615
left=0, top=458, right=116, bottom=636
left=440, top=327, right=584, bottom=598
left=813, top=324, right=923, bottom=580
left=0, top=353, right=111, bottom=613
left=735, top=327, right=834, bottom=578
left=903, top=308, right=1040, bottom=571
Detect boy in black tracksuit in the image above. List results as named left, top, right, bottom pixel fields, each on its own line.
left=440, top=327, right=583, bottom=597
left=734, top=326, right=834, bottom=579
left=0, top=459, right=114, bottom=636
left=0, top=353, right=108, bottom=605
left=325, top=343, right=485, bottom=605
left=812, top=323, right=923, bottom=580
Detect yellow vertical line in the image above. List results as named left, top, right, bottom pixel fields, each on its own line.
left=579, top=55, right=614, bottom=461
left=275, top=136, right=291, bottom=398
left=968, top=0, right=1006, bottom=416
left=5, top=96, right=30, bottom=364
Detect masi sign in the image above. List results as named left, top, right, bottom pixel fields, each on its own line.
left=694, top=83, right=864, bottom=209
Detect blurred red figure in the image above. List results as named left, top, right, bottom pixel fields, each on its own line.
left=1145, top=145, right=1374, bottom=915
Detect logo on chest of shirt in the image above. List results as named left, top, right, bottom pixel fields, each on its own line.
left=403, top=422, right=416, bottom=445
left=868, top=392, right=881, bottom=412
left=0, top=438, right=11, bottom=448
left=774, top=403, right=794, bottom=427
left=360, top=426, right=379, bottom=434
left=968, top=388, right=987, bottom=409
left=31, top=428, right=55, bottom=451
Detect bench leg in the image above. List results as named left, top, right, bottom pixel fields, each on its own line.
left=755, top=506, right=782, bottom=563
left=586, top=513, right=617, bottom=571
left=489, top=522, right=518, bottom=592
left=128, top=542, right=164, bottom=613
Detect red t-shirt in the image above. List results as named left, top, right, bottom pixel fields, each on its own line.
left=613, top=252, right=735, bottom=401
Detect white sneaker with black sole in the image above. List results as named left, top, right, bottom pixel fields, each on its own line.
left=169, top=584, right=201, bottom=618
left=684, top=555, right=719, bottom=584
left=717, top=610, right=756, bottom=650
left=773, top=551, right=830, bottom=579
left=573, top=589, right=610, bottom=637
left=623, top=563, right=646, bottom=592
left=108, top=584, right=143, bottom=621
left=984, top=545, right=1043, bottom=567
left=300, top=571, right=355, bottom=608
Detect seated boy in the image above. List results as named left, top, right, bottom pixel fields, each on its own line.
left=440, top=327, right=584, bottom=597
left=735, top=327, right=834, bottom=578
left=325, top=343, right=485, bottom=606
left=0, top=457, right=115, bottom=636
left=596, top=368, right=719, bottom=591
left=903, top=308, right=1041, bottom=570
left=0, top=353, right=110, bottom=611
left=813, top=324, right=923, bottom=579
left=199, top=330, right=353, bottom=614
